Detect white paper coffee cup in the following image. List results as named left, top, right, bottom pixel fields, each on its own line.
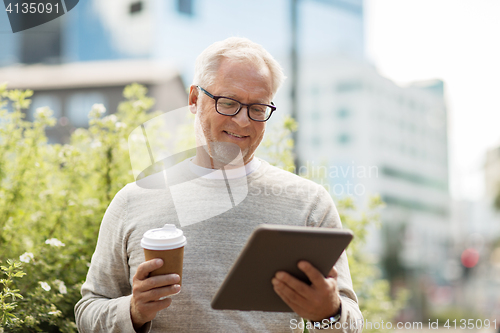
left=141, top=224, right=187, bottom=285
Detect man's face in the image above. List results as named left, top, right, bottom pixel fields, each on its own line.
left=189, top=59, right=273, bottom=167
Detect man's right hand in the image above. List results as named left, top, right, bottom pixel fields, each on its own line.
left=130, top=259, right=181, bottom=331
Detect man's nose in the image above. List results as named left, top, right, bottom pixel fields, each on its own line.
left=232, top=106, right=251, bottom=127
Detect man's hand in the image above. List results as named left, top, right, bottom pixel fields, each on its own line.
left=130, top=259, right=181, bottom=330
left=272, top=261, right=341, bottom=322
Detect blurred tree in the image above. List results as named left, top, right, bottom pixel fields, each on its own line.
left=381, top=224, right=407, bottom=283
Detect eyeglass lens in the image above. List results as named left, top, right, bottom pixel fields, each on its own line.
left=216, top=97, right=272, bottom=121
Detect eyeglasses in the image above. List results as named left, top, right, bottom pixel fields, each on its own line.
left=196, top=85, right=276, bottom=122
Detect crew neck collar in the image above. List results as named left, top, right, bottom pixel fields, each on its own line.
left=188, top=157, right=261, bottom=180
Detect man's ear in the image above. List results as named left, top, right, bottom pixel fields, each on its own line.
left=188, top=85, right=199, bottom=114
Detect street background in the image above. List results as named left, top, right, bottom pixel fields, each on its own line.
left=1, top=0, right=500, bottom=329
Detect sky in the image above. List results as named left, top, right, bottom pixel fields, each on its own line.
left=364, top=0, right=500, bottom=201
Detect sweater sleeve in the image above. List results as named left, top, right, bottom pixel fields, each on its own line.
left=74, top=185, right=152, bottom=333
left=306, top=186, right=364, bottom=333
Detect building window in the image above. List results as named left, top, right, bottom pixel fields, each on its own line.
left=408, top=100, right=416, bottom=110
left=311, top=85, right=319, bottom=96
left=336, top=80, right=362, bottom=93
left=20, top=16, right=61, bottom=64
left=311, top=136, right=321, bottom=147
left=311, top=110, right=321, bottom=121
left=337, top=133, right=350, bottom=144
left=336, top=107, right=350, bottom=119
left=177, top=0, right=193, bottom=15
left=66, top=92, right=107, bottom=128
left=129, top=1, right=143, bottom=14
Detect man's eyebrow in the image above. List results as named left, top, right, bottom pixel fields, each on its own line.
left=218, top=92, right=270, bottom=104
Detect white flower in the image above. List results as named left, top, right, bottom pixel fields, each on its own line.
left=58, top=145, right=75, bottom=159
left=72, top=128, right=87, bottom=136
left=59, top=284, right=67, bottom=295
left=39, top=189, right=53, bottom=200
left=30, top=211, right=43, bottom=222
left=54, top=280, right=67, bottom=294
left=48, top=310, right=62, bottom=316
left=133, top=100, right=146, bottom=109
left=19, top=252, right=34, bottom=263
left=83, top=198, right=100, bottom=207
left=92, top=104, right=106, bottom=115
left=103, top=114, right=118, bottom=124
left=45, top=238, right=65, bottom=247
left=39, top=281, right=51, bottom=291
left=115, top=122, right=127, bottom=129
left=90, top=140, right=102, bottom=148
left=24, top=315, right=36, bottom=326
left=35, top=107, right=51, bottom=118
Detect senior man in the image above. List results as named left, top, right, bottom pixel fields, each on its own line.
left=75, top=37, right=363, bottom=332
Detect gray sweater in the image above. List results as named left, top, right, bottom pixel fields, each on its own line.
left=75, top=159, right=363, bottom=332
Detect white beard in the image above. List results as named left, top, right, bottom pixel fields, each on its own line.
left=194, top=113, right=246, bottom=168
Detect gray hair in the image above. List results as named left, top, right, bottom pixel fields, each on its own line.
left=192, top=37, right=286, bottom=98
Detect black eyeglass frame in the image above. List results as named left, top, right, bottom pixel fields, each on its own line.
left=196, top=85, right=276, bottom=122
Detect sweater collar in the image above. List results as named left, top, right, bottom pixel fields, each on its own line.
left=188, top=157, right=261, bottom=180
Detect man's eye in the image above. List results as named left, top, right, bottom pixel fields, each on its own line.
left=219, top=100, right=236, bottom=107
left=251, top=106, right=265, bottom=113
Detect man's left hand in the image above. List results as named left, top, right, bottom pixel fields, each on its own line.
left=272, top=261, right=341, bottom=322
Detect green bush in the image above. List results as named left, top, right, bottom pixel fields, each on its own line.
left=0, top=83, right=405, bottom=332
left=0, top=83, right=161, bottom=332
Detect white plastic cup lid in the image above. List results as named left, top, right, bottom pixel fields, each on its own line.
left=141, top=224, right=187, bottom=250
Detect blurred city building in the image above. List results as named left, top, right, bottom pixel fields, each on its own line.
left=441, top=145, right=500, bottom=318
left=0, top=0, right=365, bottom=142
left=449, top=198, right=500, bottom=318
left=297, top=55, right=450, bottom=285
left=0, top=0, right=365, bottom=70
left=0, top=60, right=186, bottom=143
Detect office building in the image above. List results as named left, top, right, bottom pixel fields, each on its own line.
left=296, top=55, right=450, bottom=276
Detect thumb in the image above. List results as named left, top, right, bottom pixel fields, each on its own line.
left=328, top=266, right=338, bottom=279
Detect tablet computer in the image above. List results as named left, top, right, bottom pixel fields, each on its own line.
left=211, top=224, right=353, bottom=312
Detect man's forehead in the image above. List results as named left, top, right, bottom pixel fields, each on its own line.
left=217, top=59, right=270, bottom=81
left=210, top=60, right=273, bottom=98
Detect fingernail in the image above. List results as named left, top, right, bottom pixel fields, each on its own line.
left=156, top=259, right=163, bottom=265
left=174, top=284, right=181, bottom=291
left=276, top=272, right=284, bottom=279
